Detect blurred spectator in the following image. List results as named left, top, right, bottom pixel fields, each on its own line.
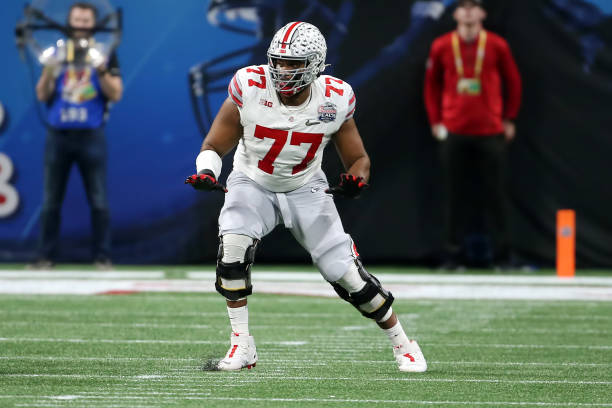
left=424, top=0, right=522, bottom=269
left=30, top=2, right=123, bottom=269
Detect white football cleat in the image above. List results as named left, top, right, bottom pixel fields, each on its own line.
left=217, top=333, right=258, bottom=371
left=393, top=339, right=427, bottom=372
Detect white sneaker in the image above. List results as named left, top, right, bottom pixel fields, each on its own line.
left=393, top=340, right=427, bottom=372
left=217, top=333, right=258, bottom=371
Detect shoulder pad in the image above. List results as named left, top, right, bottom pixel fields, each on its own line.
left=319, top=75, right=356, bottom=120
left=228, top=70, right=245, bottom=108
left=228, top=65, right=269, bottom=108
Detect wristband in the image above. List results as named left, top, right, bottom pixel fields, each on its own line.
left=196, top=150, right=222, bottom=179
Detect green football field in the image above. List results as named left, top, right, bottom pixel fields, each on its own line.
left=1, top=266, right=611, bottom=407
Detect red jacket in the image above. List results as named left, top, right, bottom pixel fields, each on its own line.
left=424, top=30, right=522, bottom=136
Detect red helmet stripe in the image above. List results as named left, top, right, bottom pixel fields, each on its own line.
left=281, top=21, right=302, bottom=50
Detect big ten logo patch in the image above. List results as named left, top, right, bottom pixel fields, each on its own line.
left=0, top=152, right=19, bottom=218
left=259, top=98, right=273, bottom=108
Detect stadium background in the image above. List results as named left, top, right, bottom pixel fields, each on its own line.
left=0, top=0, right=611, bottom=267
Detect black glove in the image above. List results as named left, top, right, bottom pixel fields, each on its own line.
left=325, top=173, right=369, bottom=198
left=185, top=170, right=227, bottom=193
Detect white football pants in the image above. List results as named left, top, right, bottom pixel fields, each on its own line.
left=218, top=170, right=355, bottom=282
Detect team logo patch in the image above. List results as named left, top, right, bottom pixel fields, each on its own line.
left=318, top=102, right=337, bottom=123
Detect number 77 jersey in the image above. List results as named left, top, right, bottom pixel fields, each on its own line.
left=228, top=65, right=356, bottom=193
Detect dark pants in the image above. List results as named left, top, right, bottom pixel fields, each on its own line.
left=38, top=128, right=110, bottom=261
left=440, top=133, right=509, bottom=263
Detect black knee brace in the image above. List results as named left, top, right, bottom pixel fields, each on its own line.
left=330, top=259, right=394, bottom=321
left=215, top=238, right=259, bottom=301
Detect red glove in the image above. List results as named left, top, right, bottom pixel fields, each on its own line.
left=185, top=170, right=227, bottom=193
left=325, top=173, right=369, bottom=198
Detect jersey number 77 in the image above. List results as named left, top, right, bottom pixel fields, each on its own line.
left=254, top=125, right=323, bottom=175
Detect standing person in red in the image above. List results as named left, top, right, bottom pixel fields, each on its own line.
left=424, top=0, right=522, bottom=269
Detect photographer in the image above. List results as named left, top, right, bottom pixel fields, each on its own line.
left=31, top=2, right=122, bottom=269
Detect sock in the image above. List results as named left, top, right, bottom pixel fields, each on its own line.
left=383, top=319, right=410, bottom=348
left=227, top=305, right=249, bottom=335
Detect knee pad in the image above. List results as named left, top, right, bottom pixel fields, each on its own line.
left=215, top=234, right=259, bottom=301
left=330, top=258, right=394, bottom=321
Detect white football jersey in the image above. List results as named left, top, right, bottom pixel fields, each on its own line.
left=228, top=65, right=356, bottom=192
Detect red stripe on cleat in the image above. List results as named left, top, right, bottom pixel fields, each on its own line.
left=228, top=345, right=239, bottom=358
left=404, top=353, right=415, bottom=362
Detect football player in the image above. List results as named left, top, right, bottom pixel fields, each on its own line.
left=186, top=22, right=426, bottom=373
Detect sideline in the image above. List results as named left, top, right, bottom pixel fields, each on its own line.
left=0, top=270, right=611, bottom=300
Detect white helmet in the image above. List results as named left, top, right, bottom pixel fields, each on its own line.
left=267, top=22, right=327, bottom=96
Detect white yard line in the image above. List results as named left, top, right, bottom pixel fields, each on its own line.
left=2, top=269, right=611, bottom=285
left=1, top=278, right=612, bottom=300
left=5, top=395, right=610, bottom=407
left=3, top=396, right=612, bottom=407
left=0, top=309, right=355, bottom=318
left=2, top=269, right=612, bottom=300
left=0, top=356, right=197, bottom=362
left=188, top=271, right=612, bottom=285
left=2, top=321, right=609, bottom=335
left=424, top=342, right=612, bottom=350
left=2, top=309, right=611, bottom=323
left=0, top=337, right=225, bottom=345
left=0, top=271, right=165, bottom=279
left=1, top=355, right=610, bottom=367
left=92, top=396, right=612, bottom=407
left=1, top=373, right=611, bottom=385
left=0, top=337, right=610, bottom=350
left=0, top=321, right=212, bottom=329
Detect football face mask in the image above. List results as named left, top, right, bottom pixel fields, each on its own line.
left=267, top=56, right=310, bottom=96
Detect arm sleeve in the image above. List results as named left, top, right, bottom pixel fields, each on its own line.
left=423, top=41, right=443, bottom=125
left=228, top=71, right=244, bottom=108
left=498, top=39, right=522, bottom=120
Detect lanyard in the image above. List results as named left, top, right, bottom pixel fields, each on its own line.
left=451, top=30, right=487, bottom=78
